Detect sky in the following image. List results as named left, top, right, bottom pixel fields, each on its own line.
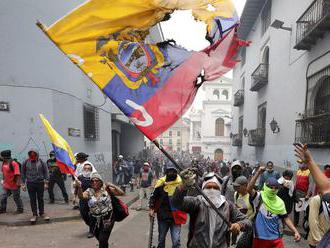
left=160, top=0, right=247, bottom=111
left=161, top=0, right=246, bottom=51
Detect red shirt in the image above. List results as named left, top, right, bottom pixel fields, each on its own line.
left=1, top=161, right=20, bottom=190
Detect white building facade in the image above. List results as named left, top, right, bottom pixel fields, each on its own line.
left=189, top=77, right=233, bottom=161
left=231, top=0, right=330, bottom=168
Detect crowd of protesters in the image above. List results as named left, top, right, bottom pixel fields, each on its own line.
left=1, top=144, right=330, bottom=247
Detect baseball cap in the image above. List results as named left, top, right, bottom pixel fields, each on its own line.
left=266, top=177, right=281, bottom=188
left=233, top=176, right=248, bottom=187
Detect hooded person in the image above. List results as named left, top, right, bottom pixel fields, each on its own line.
left=76, top=163, right=94, bottom=238
left=76, top=171, right=124, bottom=248
left=73, top=152, right=96, bottom=209
left=172, top=170, right=251, bottom=248
left=149, top=166, right=187, bottom=248
left=75, top=152, right=96, bottom=177
left=247, top=167, right=301, bottom=248
left=21, top=150, right=50, bottom=223
left=221, top=160, right=243, bottom=203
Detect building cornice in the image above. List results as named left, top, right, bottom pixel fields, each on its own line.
left=238, top=0, right=266, bottom=40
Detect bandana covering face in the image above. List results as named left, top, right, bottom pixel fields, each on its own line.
left=202, top=188, right=226, bottom=208
left=202, top=176, right=221, bottom=190
left=261, top=184, right=286, bottom=215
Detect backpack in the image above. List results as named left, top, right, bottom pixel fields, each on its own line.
left=303, top=200, right=323, bottom=239
left=109, top=192, right=129, bottom=222
left=234, top=192, right=255, bottom=214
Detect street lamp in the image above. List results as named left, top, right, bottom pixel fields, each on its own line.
left=269, top=118, right=280, bottom=133
left=270, top=19, right=292, bottom=32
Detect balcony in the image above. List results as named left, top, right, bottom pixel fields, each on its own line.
left=295, top=113, right=330, bottom=147
left=294, top=0, right=330, bottom=50
left=233, top=90, right=244, bottom=107
left=248, top=128, right=265, bottom=147
left=250, top=64, right=269, bottom=91
left=232, top=133, right=243, bottom=147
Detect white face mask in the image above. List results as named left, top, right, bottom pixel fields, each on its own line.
left=202, top=189, right=225, bottom=208
left=82, top=171, right=91, bottom=178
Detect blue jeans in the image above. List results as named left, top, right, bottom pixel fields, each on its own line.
left=1, top=188, right=23, bottom=211
left=157, top=220, right=181, bottom=248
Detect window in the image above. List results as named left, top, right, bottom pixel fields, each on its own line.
left=177, top=131, right=181, bottom=136
left=177, top=139, right=181, bottom=145
left=169, top=131, right=172, bottom=137
left=213, top=89, right=220, bottom=100
left=169, top=139, right=172, bottom=145
left=257, top=102, right=267, bottom=129
left=313, top=76, right=330, bottom=115
left=222, top=90, right=229, bottom=100
left=215, top=118, right=225, bottom=136
left=261, top=0, right=272, bottom=36
left=160, top=139, right=163, bottom=145
left=83, top=104, right=99, bottom=140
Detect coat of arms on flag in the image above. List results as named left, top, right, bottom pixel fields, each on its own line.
left=38, top=0, right=248, bottom=140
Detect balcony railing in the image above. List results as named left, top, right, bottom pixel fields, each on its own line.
left=295, top=113, right=330, bottom=147
left=233, top=90, right=244, bottom=107
left=250, top=64, right=269, bottom=91
left=294, top=0, right=330, bottom=50
left=248, top=128, right=265, bottom=147
left=232, top=133, right=243, bottom=147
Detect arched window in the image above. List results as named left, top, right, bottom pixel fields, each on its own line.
left=213, top=89, right=220, bottom=100
left=222, top=90, right=229, bottom=100
left=314, top=76, right=330, bottom=115
left=215, top=118, right=224, bottom=136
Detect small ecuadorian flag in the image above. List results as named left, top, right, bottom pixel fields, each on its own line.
left=39, top=114, right=76, bottom=175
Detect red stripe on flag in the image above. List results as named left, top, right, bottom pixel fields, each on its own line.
left=131, top=52, right=206, bottom=140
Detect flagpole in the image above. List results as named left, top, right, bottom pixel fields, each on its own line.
left=152, top=140, right=231, bottom=227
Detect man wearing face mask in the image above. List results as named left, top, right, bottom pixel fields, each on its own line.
left=47, top=151, right=69, bottom=204
left=149, top=166, right=187, bottom=248
left=21, top=150, right=49, bottom=223
left=247, top=167, right=301, bottom=247
left=137, top=162, right=154, bottom=211
left=73, top=152, right=96, bottom=209
left=172, top=170, right=251, bottom=248
left=76, top=163, right=94, bottom=238
left=221, top=160, right=243, bottom=203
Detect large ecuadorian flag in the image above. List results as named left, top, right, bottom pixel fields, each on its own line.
left=42, top=0, right=246, bottom=140
left=40, top=114, right=76, bottom=175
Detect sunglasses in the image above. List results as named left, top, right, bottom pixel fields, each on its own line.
left=91, top=179, right=101, bottom=183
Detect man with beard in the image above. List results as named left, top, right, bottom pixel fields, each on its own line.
left=149, top=166, right=187, bottom=248
left=172, top=170, right=251, bottom=248
left=221, top=160, right=243, bottom=203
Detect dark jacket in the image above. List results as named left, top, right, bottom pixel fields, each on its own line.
left=22, top=150, right=49, bottom=184
left=149, top=184, right=173, bottom=222
left=173, top=187, right=251, bottom=248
